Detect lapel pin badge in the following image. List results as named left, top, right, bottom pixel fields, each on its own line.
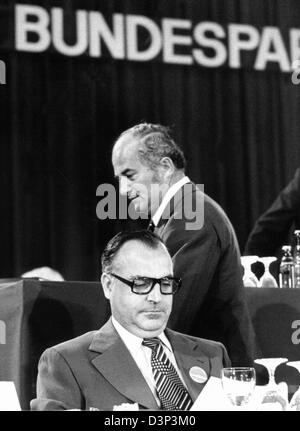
left=189, top=366, right=208, bottom=383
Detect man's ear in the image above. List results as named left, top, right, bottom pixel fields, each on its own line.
left=158, top=157, right=175, bottom=182
left=101, top=273, right=113, bottom=300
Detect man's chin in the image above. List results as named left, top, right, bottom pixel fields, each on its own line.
left=140, top=317, right=168, bottom=332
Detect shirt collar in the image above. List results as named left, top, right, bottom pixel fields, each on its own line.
left=112, top=316, right=172, bottom=353
left=152, top=176, right=190, bottom=226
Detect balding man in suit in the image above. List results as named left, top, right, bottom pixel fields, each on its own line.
left=31, top=230, right=230, bottom=411
left=112, top=122, right=256, bottom=367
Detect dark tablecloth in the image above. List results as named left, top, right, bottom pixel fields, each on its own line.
left=0, top=280, right=299, bottom=409
left=0, top=279, right=110, bottom=410
left=245, top=287, right=300, bottom=395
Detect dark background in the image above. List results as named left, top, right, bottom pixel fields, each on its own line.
left=1, top=0, right=300, bottom=281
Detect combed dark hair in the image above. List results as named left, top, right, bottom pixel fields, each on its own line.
left=101, top=230, right=166, bottom=273
left=116, top=123, right=186, bottom=170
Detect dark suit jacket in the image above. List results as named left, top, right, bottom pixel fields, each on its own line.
left=154, top=182, right=256, bottom=367
left=244, top=168, right=300, bottom=258
left=30, top=318, right=230, bottom=411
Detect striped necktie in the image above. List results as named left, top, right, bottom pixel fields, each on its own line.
left=142, top=337, right=193, bottom=410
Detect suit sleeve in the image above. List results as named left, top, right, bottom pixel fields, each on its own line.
left=30, top=347, right=83, bottom=411
left=220, top=342, right=231, bottom=368
left=164, top=216, right=256, bottom=367
left=244, top=168, right=300, bottom=256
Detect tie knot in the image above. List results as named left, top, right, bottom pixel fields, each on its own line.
left=142, top=337, right=160, bottom=352
left=147, top=220, right=155, bottom=232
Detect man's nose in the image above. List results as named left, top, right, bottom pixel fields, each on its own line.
left=119, top=177, right=130, bottom=196
left=147, top=283, right=162, bottom=302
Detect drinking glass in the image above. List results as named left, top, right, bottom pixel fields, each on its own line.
left=254, top=358, right=288, bottom=410
left=286, top=361, right=300, bottom=411
left=221, top=367, right=256, bottom=408
left=258, top=257, right=278, bottom=287
left=241, top=256, right=259, bottom=287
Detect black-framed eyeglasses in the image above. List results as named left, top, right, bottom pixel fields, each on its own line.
left=108, top=273, right=181, bottom=295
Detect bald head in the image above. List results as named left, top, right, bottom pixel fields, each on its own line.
left=101, top=230, right=176, bottom=338
left=112, top=124, right=185, bottom=216
left=113, top=123, right=186, bottom=171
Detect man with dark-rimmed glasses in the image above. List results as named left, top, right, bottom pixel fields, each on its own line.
left=31, top=230, right=230, bottom=411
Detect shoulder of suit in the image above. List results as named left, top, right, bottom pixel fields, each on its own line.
left=173, top=182, right=234, bottom=230
left=45, top=330, right=98, bottom=354
left=167, top=328, right=226, bottom=353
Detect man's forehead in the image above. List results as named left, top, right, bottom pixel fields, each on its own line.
left=114, top=240, right=172, bottom=269
left=112, top=134, right=140, bottom=162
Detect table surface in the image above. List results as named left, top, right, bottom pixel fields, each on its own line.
left=245, top=287, right=300, bottom=396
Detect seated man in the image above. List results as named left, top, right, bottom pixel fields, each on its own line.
left=31, top=230, right=230, bottom=411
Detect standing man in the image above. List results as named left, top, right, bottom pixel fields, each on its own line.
left=31, top=230, right=230, bottom=410
left=112, top=123, right=256, bottom=366
left=245, top=167, right=300, bottom=257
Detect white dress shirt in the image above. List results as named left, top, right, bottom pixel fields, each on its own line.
left=111, top=317, right=188, bottom=407
left=152, top=176, right=190, bottom=226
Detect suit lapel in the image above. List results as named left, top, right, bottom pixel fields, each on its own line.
left=88, top=320, right=212, bottom=408
left=89, top=320, right=158, bottom=410
left=155, top=181, right=197, bottom=235
left=166, top=329, right=211, bottom=402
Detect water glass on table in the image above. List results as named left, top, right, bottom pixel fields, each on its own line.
left=258, top=257, right=278, bottom=287
left=286, top=361, right=300, bottom=411
left=221, top=367, right=256, bottom=409
left=254, top=358, right=288, bottom=410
